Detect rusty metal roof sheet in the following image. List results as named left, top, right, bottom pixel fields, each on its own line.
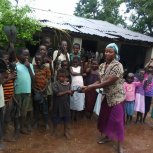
left=34, top=10, right=153, bottom=44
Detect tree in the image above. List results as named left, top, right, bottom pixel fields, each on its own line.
left=74, top=0, right=125, bottom=26
left=125, top=0, right=153, bottom=36
left=0, top=0, right=41, bottom=47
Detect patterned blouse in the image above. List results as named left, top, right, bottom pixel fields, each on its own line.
left=99, top=59, right=125, bottom=107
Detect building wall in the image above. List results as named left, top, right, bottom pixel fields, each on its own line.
left=145, top=47, right=153, bottom=65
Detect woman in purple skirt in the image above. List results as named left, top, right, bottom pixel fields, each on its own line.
left=83, top=43, right=125, bottom=153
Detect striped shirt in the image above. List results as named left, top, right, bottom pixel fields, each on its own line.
left=34, top=65, right=51, bottom=91
left=3, top=79, right=14, bottom=103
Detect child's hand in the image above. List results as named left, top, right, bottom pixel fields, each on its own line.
left=8, top=73, right=16, bottom=80
left=67, top=90, right=73, bottom=95
left=44, top=56, right=52, bottom=64
left=24, top=60, right=30, bottom=68
left=57, top=50, right=61, bottom=57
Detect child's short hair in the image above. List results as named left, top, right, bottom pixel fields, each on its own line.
left=39, top=45, right=47, bottom=50
left=0, top=59, right=8, bottom=73
left=16, top=47, right=27, bottom=56
left=57, top=68, right=66, bottom=76
left=73, top=43, right=80, bottom=48
left=61, top=60, right=69, bottom=67
left=35, top=52, right=42, bottom=58
left=91, top=58, right=98, bottom=63
left=0, top=50, right=9, bottom=58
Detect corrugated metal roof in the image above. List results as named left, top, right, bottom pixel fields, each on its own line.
left=33, top=9, right=153, bottom=44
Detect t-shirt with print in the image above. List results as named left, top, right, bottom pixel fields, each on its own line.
left=99, top=59, right=125, bottom=107
left=34, top=65, right=51, bottom=91
left=123, top=82, right=141, bottom=101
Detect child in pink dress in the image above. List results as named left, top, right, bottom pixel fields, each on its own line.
left=124, top=73, right=141, bottom=124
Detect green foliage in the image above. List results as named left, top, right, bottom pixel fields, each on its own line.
left=126, top=0, right=153, bottom=36
left=74, top=0, right=125, bottom=26
left=0, top=0, right=42, bottom=47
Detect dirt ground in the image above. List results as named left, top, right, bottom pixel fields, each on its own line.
left=2, top=115, right=153, bottom=153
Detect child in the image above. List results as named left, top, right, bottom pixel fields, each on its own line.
left=52, top=69, right=73, bottom=139
left=70, top=57, right=85, bottom=121
left=0, top=59, right=8, bottom=150
left=143, top=65, right=153, bottom=123
left=14, top=48, right=34, bottom=136
left=70, top=43, right=81, bottom=62
left=85, top=59, right=100, bottom=118
left=61, top=60, right=70, bottom=83
left=33, top=53, right=51, bottom=129
left=124, top=73, right=141, bottom=124
left=33, top=45, right=53, bottom=113
left=134, top=69, right=145, bottom=123
left=1, top=51, right=16, bottom=140
left=32, top=45, right=47, bottom=65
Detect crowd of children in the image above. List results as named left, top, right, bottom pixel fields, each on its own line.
left=124, top=62, right=153, bottom=124
left=0, top=38, right=153, bottom=151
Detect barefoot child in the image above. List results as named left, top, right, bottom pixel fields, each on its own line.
left=14, top=48, right=34, bottom=135
left=0, top=59, right=8, bottom=149
left=1, top=51, right=16, bottom=141
left=124, top=73, right=141, bottom=124
left=134, top=69, right=145, bottom=123
left=52, top=69, right=73, bottom=138
left=61, top=60, right=70, bottom=83
left=143, top=65, right=153, bottom=123
left=85, top=59, right=100, bottom=118
left=70, top=57, right=85, bottom=121
left=33, top=53, right=51, bottom=129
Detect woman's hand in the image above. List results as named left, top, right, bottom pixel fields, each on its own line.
left=81, top=86, right=91, bottom=92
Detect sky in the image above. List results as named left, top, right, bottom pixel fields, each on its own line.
left=10, top=0, right=79, bottom=15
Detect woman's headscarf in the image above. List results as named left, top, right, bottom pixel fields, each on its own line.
left=106, top=43, right=120, bottom=61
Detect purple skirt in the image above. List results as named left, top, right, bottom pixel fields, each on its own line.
left=98, top=97, right=124, bottom=142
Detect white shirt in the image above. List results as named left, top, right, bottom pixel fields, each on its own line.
left=53, top=50, right=70, bottom=62
left=0, top=85, right=5, bottom=108
left=53, top=50, right=70, bottom=70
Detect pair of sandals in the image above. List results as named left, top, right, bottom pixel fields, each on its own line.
left=98, top=137, right=124, bottom=153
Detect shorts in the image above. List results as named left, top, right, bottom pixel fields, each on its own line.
left=14, top=93, right=32, bottom=117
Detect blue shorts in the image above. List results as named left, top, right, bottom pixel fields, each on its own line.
left=124, top=101, right=135, bottom=116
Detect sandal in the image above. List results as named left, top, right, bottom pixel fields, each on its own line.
left=118, top=147, right=124, bottom=153
left=98, top=137, right=111, bottom=144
